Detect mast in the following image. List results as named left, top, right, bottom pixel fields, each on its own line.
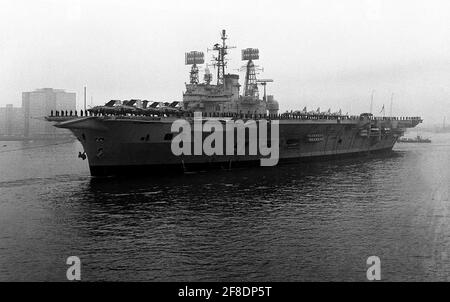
left=389, top=93, right=394, bottom=117
left=211, top=30, right=235, bottom=86
left=370, top=89, right=375, bottom=114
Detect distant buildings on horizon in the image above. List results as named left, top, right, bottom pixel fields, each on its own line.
left=0, top=88, right=76, bottom=139
left=0, top=104, right=24, bottom=137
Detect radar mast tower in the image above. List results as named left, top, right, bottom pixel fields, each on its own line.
left=242, top=48, right=260, bottom=98
left=185, top=51, right=205, bottom=84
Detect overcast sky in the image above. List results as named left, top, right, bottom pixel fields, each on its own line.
left=1, top=0, right=449, bottom=125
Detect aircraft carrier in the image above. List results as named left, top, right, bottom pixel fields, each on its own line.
left=46, top=30, right=422, bottom=176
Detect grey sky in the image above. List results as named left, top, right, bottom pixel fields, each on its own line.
left=1, top=0, right=449, bottom=125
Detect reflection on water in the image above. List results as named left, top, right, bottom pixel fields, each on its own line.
left=0, top=136, right=449, bottom=281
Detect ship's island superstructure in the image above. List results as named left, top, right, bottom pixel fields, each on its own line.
left=46, top=30, right=422, bottom=176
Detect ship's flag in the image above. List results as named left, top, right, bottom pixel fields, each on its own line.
left=316, top=107, right=320, bottom=113
left=302, top=106, right=307, bottom=113
left=380, top=104, right=385, bottom=114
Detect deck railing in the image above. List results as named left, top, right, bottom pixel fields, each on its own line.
left=48, top=109, right=422, bottom=123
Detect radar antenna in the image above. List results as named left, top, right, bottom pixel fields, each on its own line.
left=204, top=66, right=213, bottom=85
left=185, top=51, right=205, bottom=84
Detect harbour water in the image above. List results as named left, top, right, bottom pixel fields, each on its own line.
left=0, top=133, right=449, bottom=281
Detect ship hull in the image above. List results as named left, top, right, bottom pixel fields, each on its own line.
left=88, top=147, right=394, bottom=176
left=49, top=116, right=415, bottom=176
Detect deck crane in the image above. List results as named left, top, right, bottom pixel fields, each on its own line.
left=256, top=79, right=274, bottom=101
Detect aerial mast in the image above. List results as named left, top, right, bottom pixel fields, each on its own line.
left=211, top=30, right=235, bottom=86
left=389, top=93, right=394, bottom=117
left=84, top=86, right=87, bottom=112
left=370, top=89, right=375, bottom=115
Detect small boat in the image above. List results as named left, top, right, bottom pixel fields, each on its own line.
left=398, top=135, right=431, bottom=143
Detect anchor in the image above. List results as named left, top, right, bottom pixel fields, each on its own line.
left=78, top=151, right=87, bottom=160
